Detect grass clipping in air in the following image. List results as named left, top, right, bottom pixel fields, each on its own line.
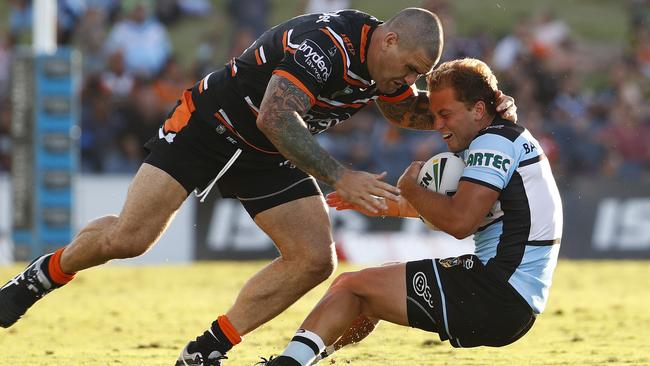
left=0, top=260, right=649, bottom=365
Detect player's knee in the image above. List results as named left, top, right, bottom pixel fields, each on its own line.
left=101, top=218, right=153, bottom=259
left=299, top=243, right=337, bottom=283
left=331, top=269, right=374, bottom=296
left=329, top=271, right=360, bottom=292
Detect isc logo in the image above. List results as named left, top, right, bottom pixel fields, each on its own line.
left=592, top=198, right=650, bottom=250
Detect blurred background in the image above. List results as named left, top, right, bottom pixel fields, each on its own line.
left=0, top=0, right=648, bottom=265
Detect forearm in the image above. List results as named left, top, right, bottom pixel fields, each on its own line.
left=258, top=74, right=345, bottom=186
left=376, top=91, right=436, bottom=130
left=400, top=184, right=471, bottom=238
left=264, top=113, right=345, bottom=185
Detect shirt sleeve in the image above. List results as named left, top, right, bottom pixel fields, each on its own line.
left=461, top=134, right=519, bottom=192
left=273, top=29, right=339, bottom=106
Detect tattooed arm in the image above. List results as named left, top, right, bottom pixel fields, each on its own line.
left=257, top=74, right=400, bottom=211
left=377, top=89, right=519, bottom=129
left=257, top=74, right=343, bottom=186
left=375, top=90, right=436, bottom=130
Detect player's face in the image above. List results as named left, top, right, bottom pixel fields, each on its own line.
left=375, top=43, right=434, bottom=94
left=429, top=87, right=481, bottom=152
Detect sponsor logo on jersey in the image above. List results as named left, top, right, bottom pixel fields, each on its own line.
left=412, top=272, right=435, bottom=308
left=294, top=39, right=332, bottom=84
left=466, top=149, right=512, bottom=174
left=522, top=142, right=537, bottom=154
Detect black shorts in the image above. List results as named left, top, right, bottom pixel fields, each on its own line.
left=144, top=107, right=321, bottom=218
left=405, top=255, right=536, bottom=348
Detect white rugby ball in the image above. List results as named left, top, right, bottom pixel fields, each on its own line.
left=416, top=152, right=466, bottom=230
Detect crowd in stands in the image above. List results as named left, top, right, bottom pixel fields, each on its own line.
left=0, top=0, right=648, bottom=183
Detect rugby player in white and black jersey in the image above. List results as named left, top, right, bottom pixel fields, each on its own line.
left=0, top=9, right=518, bottom=366
left=266, top=58, right=561, bottom=366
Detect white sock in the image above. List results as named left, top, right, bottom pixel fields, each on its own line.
left=282, top=329, right=326, bottom=366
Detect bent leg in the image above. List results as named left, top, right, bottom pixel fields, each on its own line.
left=60, top=163, right=188, bottom=273
left=300, top=264, right=408, bottom=346
left=225, top=195, right=336, bottom=336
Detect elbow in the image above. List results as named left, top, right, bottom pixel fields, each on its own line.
left=448, top=228, right=473, bottom=240
left=256, top=113, right=266, bottom=130
left=443, top=221, right=476, bottom=240
left=256, top=113, right=270, bottom=134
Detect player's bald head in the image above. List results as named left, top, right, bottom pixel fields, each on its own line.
left=383, top=7, right=444, bottom=64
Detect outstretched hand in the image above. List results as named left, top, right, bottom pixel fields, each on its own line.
left=333, top=169, right=400, bottom=214
left=326, top=192, right=388, bottom=217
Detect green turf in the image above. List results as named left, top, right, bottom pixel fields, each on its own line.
left=1, top=260, right=649, bottom=365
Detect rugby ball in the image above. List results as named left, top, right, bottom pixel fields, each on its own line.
left=416, top=152, right=466, bottom=230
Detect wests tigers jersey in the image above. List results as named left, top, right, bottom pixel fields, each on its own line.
left=187, top=10, right=414, bottom=154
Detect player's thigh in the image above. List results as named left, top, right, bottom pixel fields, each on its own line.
left=253, top=195, right=334, bottom=259
left=113, top=163, right=188, bottom=244
left=346, top=264, right=409, bottom=327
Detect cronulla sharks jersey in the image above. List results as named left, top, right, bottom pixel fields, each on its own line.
left=459, top=118, right=563, bottom=314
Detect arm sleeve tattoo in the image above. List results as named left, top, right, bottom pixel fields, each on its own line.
left=376, top=91, right=436, bottom=130
left=257, top=74, right=344, bottom=186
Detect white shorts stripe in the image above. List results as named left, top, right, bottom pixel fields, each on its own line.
left=244, top=96, right=259, bottom=112
left=218, top=109, right=234, bottom=128
left=432, top=261, right=453, bottom=341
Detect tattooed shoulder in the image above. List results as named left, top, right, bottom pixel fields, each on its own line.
left=261, top=74, right=313, bottom=117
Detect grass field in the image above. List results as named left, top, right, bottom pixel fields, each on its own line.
left=1, top=260, right=649, bottom=365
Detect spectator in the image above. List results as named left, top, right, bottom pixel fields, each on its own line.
left=598, top=105, right=650, bottom=179
left=104, top=0, right=171, bottom=78
left=100, top=50, right=135, bottom=100
left=152, top=57, right=190, bottom=112
left=492, top=15, right=533, bottom=71
left=79, top=89, right=126, bottom=172
left=73, top=5, right=109, bottom=75
left=530, top=8, right=570, bottom=60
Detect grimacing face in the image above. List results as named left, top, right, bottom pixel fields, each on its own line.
left=429, top=87, right=483, bottom=152
left=374, top=36, right=436, bottom=94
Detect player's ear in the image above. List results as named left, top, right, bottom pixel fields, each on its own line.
left=472, top=101, right=486, bottom=120
left=383, top=31, right=398, bottom=50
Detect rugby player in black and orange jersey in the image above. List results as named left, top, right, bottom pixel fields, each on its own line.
left=0, top=8, right=516, bottom=365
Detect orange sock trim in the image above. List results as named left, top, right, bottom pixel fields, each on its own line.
left=217, top=315, right=242, bottom=345
left=48, top=248, right=76, bottom=285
